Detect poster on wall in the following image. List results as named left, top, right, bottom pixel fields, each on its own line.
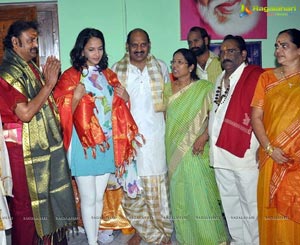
left=210, top=41, right=262, bottom=66
left=180, top=0, right=267, bottom=40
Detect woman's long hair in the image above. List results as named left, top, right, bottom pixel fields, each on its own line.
left=70, top=28, right=108, bottom=72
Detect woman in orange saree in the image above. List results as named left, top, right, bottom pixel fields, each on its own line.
left=251, top=28, right=300, bottom=244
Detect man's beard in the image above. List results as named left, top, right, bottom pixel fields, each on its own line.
left=191, top=43, right=207, bottom=57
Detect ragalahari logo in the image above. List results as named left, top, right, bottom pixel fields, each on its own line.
left=239, top=4, right=296, bottom=17
left=240, top=3, right=253, bottom=17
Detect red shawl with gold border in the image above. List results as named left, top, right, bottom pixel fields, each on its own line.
left=54, top=67, right=140, bottom=176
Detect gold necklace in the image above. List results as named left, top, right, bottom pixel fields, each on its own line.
left=280, top=69, right=299, bottom=88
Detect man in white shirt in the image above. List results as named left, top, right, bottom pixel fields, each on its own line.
left=208, top=35, right=264, bottom=244
left=187, top=26, right=222, bottom=84
left=112, top=28, right=173, bottom=245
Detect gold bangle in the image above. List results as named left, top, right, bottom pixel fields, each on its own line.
left=265, top=142, right=274, bottom=156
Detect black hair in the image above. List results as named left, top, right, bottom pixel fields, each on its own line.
left=70, top=28, right=108, bottom=71
left=223, top=34, right=248, bottom=63
left=3, top=20, right=39, bottom=49
left=278, top=28, right=300, bottom=48
left=173, top=48, right=199, bottom=81
left=126, top=28, right=150, bottom=44
left=188, top=26, right=211, bottom=45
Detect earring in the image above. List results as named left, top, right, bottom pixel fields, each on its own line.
left=82, top=68, right=89, bottom=77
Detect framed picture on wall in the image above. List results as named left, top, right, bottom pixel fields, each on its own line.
left=210, top=41, right=262, bottom=66
left=180, top=0, right=267, bottom=40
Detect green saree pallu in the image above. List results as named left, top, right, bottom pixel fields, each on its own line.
left=164, top=80, right=229, bottom=244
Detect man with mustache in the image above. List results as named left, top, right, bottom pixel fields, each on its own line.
left=112, top=28, right=173, bottom=244
left=0, top=20, right=76, bottom=244
left=187, top=26, right=222, bottom=83
left=208, top=35, right=264, bottom=244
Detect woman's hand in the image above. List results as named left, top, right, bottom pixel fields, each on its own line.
left=72, top=83, right=86, bottom=113
left=115, top=84, right=129, bottom=102
left=192, top=132, right=208, bottom=155
left=73, top=83, right=86, bottom=101
left=270, top=147, right=290, bottom=164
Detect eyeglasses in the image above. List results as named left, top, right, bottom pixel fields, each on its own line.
left=219, top=49, right=240, bottom=56
left=170, top=60, right=188, bottom=65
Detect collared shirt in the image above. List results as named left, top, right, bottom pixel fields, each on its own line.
left=208, top=62, right=259, bottom=170
left=196, top=51, right=222, bottom=83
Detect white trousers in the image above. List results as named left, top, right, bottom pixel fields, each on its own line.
left=1, top=230, right=6, bottom=245
left=76, top=174, right=110, bottom=245
left=215, top=168, right=259, bottom=245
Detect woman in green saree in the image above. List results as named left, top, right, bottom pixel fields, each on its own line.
left=164, top=48, right=229, bottom=244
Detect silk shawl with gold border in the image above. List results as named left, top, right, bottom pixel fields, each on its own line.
left=54, top=67, right=140, bottom=177
left=0, top=49, right=77, bottom=237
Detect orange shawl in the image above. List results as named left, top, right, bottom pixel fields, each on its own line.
left=252, top=70, right=300, bottom=222
left=54, top=67, right=140, bottom=176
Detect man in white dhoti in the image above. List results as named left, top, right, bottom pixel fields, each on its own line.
left=112, top=28, right=173, bottom=245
